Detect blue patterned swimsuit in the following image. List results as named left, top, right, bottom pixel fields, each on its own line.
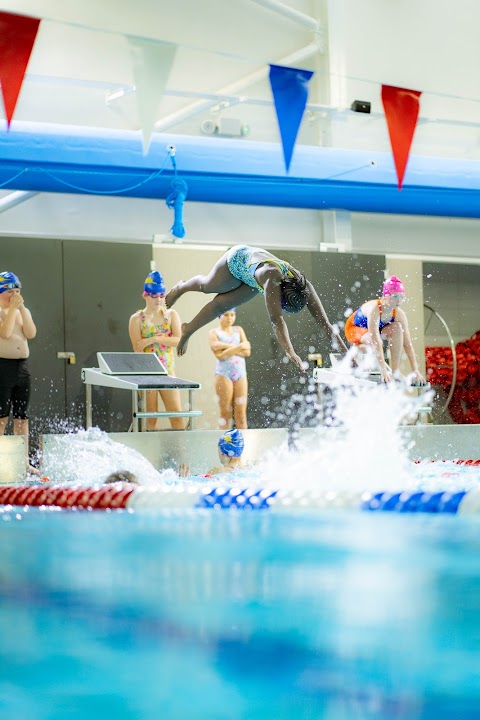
left=226, top=245, right=291, bottom=295
left=214, top=327, right=246, bottom=383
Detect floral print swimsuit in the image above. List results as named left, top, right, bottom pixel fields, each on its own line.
left=138, top=309, right=174, bottom=375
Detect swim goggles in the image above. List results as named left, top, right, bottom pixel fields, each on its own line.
left=0, top=282, right=21, bottom=290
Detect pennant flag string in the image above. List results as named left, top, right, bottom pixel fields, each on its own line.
left=0, top=9, right=476, bottom=109
left=0, top=10, right=41, bottom=127
left=1, top=9, right=310, bottom=69
left=329, top=70, right=480, bottom=105
left=381, top=84, right=421, bottom=190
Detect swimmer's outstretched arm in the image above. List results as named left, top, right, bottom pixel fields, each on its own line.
left=305, top=281, right=348, bottom=352
left=264, top=277, right=305, bottom=372
left=365, top=303, right=392, bottom=383
left=397, top=309, right=427, bottom=385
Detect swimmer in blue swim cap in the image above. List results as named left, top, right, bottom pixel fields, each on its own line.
left=165, top=245, right=347, bottom=372
left=210, top=428, right=245, bottom=475
left=129, top=269, right=185, bottom=429
left=178, top=428, right=246, bottom=478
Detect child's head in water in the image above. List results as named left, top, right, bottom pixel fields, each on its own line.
left=179, top=429, right=246, bottom=478
left=218, top=428, right=244, bottom=468
left=104, top=470, right=138, bottom=485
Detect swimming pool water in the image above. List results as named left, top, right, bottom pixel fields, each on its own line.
left=1, top=504, right=480, bottom=719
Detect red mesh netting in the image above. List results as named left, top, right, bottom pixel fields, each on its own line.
left=426, top=331, right=480, bottom=424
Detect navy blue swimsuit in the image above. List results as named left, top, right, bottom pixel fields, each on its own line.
left=353, top=302, right=396, bottom=331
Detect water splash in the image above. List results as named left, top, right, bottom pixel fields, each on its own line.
left=256, top=383, right=427, bottom=494
left=41, top=427, right=176, bottom=486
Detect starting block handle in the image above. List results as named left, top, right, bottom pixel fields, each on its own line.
left=134, top=411, right=202, bottom=419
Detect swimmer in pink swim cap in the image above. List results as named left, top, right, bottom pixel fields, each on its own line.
left=344, top=276, right=426, bottom=385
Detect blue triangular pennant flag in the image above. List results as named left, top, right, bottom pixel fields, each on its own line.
left=269, top=64, right=314, bottom=173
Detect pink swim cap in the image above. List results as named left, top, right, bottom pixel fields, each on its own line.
left=382, top=275, right=405, bottom=296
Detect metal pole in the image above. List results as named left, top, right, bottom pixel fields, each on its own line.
left=141, top=390, right=147, bottom=431
left=85, top=383, right=92, bottom=429
left=424, top=303, right=457, bottom=414
left=189, top=389, right=195, bottom=430
left=132, top=391, right=139, bottom=432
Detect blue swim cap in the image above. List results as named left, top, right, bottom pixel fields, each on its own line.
left=0, top=271, right=21, bottom=294
left=218, top=307, right=236, bottom=318
left=144, top=271, right=165, bottom=295
left=218, top=428, right=244, bottom=458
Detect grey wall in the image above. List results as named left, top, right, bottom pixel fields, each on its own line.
left=0, top=237, right=151, bottom=447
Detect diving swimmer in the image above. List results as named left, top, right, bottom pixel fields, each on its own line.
left=166, top=245, right=347, bottom=372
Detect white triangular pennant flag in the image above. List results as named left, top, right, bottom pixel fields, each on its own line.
left=127, top=37, right=177, bottom=154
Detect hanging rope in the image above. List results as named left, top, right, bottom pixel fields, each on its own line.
left=165, top=146, right=188, bottom=238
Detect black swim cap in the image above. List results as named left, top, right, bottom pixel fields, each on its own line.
left=281, top=271, right=309, bottom=314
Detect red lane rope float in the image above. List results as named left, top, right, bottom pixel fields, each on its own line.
left=414, top=459, right=480, bottom=465
left=0, top=485, right=135, bottom=509
left=426, top=331, right=480, bottom=424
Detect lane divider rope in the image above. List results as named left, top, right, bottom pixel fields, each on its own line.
left=1, top=483, right=480, bottom=514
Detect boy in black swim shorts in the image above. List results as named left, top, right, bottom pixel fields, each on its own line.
left=0, top=272, right=37, bottom=474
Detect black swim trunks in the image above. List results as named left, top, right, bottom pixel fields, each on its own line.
left=0, top=358, right=31, bottom=419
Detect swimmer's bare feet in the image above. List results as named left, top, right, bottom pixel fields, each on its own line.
left=165, top=281, right=184, bottom=309
left=177, top=324, right=190, bottom=356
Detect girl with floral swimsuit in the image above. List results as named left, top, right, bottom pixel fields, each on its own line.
left=129, top=271, right=184, bottom=430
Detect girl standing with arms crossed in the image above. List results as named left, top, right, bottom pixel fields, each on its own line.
left=129, top=271, right=184, bottom=430
left=209, top=308, right=251, bottom=429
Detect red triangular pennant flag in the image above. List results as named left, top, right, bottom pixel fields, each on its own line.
left=0, top=11, right=40, bottom=128
left=381, top=84, right=421, bottom=190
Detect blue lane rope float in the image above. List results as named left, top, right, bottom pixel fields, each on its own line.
left=361, top=490, right=468, bottom=514
left=166, top=146, right=188, bottom=238
left=124, top=485, right=480, bottom=514
left=197, top=487, right=278, bottom=509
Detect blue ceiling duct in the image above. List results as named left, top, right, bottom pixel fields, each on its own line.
left=0, top=122, right=479, bottom=218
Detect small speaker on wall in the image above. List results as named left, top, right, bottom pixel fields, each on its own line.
left=351, top=100, right=371, bottom=114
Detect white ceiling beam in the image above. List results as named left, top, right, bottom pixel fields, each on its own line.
left=0, top=191, right=40, bottom=214
left=154, top=41, right=321, bottom=132
left=249, top=0, right=321, bottom=32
